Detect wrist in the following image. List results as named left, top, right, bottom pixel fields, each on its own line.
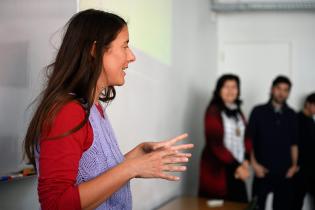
left=122, top=158, right=139, bottom=179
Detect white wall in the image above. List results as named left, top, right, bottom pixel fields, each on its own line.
left=0, top=0, right=217, bottom=209
left=216, top=12, right=315, bottom=210
left=0, top=0, right=76, bottom=174
left=0, top=0, right=77, bottom=209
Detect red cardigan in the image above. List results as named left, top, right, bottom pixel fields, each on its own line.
left=198, top=105, right=252, bottom=198
left=38, top=102, right=104, bottom=210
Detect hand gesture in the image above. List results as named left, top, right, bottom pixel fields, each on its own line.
left=125, top=133, right=194, bottom=181
left=125, top=133, right=193, bottom=160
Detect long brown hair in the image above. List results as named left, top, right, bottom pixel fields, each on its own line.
left=24, top=9, right=127, bottom=166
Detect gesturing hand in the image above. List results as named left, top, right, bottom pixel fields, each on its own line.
left=124, top=133, right=194, bottom=181
left=129, top=148, right=189, bottom=181
left=125, top=133, right=193, bottom=160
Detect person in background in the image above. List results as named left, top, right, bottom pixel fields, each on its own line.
left=247, top=75, right=298, bottom=210
left=23, top=9, right=193, bottom=210
left=291, top=93, right=315, bottom=210
left=199, top=74, right=252, bottom=202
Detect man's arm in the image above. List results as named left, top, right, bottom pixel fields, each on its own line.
left=286, top=145, right=299, bottom=178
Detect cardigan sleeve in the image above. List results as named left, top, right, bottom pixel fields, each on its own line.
left=204, top=106, right=241, bottom=170
left=38, top=102, right=93, bottom=210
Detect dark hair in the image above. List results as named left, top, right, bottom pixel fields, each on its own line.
left=24, top=9, right=127, bottom=166
left=209, top=74, right=242, bottom=110
left=272, top=75, right=292, bottom=89
left=305, top=92, right=315, bottom=105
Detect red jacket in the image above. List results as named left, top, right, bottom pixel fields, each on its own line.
left=199, top=105, right=252, bottom=198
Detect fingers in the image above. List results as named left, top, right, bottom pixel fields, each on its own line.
left=173, top=153, right=192, bottom=158
left=286, top=170, right=294, bottom=178
left=150, top=133, right=191, bottom=151
left=160, top=149, right=179, bottom=157
left=254, top=167, right=264, bottom=178
left=285, top=167, right=298, bottom=178
left=159, top=173, right=180, bottom=181
left=162, top=133, right=189, bottom=147
left=256, top=173, right=264, bottom=178
left=162, top=165, right=187, bottom=172
left=257, top=170, right=266, bottom=178
left=162, top=156, right=189, bottom=164
left=171, top=143, right=194, bottom=152
left=242, top=160, right=249, bottom=169
left=169, top=133, right=189, bottom=143
left=235, top=170, right=249, bottom=181
left=255, top=164, right=269, bottom=173
left=263, top=167, right=269, bottom=173
left=137, top=144, right=191, bottom=181
left=255, top=168, right=266, bottom=178
left=161, top=155, right=189, bottom=175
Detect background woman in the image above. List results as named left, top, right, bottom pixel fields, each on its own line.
left=199, top=74, right=252, bottom=202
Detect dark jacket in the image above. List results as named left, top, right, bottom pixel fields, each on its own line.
left=247, top=102, right=298, bottom=177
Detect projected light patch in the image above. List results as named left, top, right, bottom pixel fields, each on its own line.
left=79, top=0, right=172, bottom=65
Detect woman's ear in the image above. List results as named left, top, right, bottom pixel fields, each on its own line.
left=90, top=41, right=97, bottom=57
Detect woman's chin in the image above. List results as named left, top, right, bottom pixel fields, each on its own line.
left=116, top=80, right=125, bottom=86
